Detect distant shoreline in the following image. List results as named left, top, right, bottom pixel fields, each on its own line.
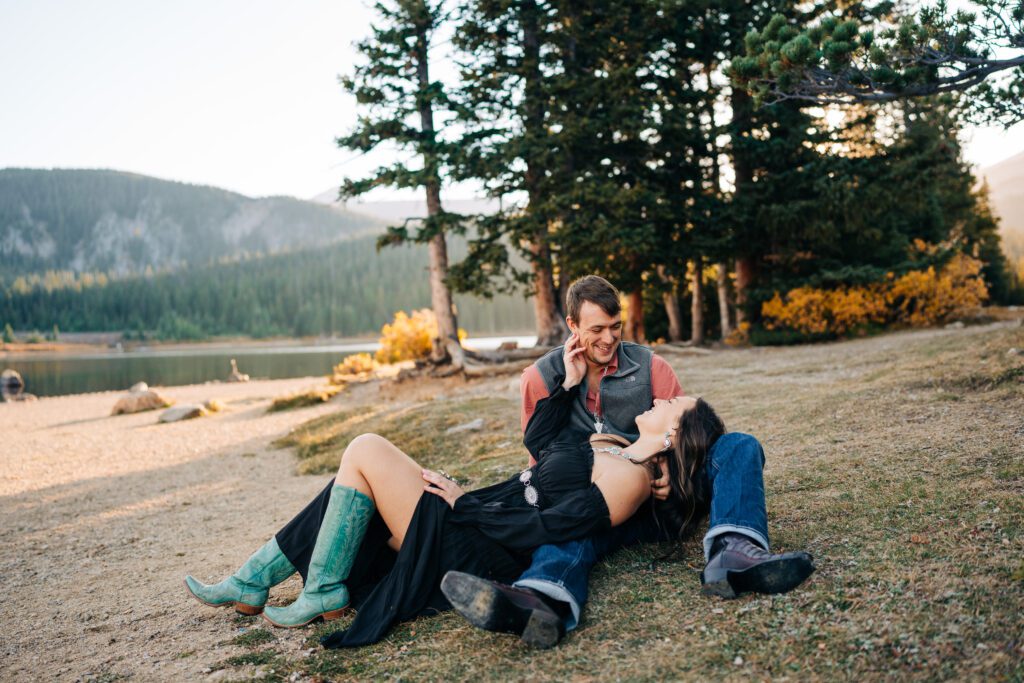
left=0, top=331, right=537, bottom=360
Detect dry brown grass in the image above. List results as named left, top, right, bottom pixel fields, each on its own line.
left=222, top=321, right=1023, bottom=681
left=267, top=385, right=343, bottom=413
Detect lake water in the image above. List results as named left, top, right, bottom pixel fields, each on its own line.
left=2, top=336, right=537, bottom=397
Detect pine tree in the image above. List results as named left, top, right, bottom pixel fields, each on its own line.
left=733, top=1, right=1024, bottom=126
left=338, top=0, right=464, bottom=366
left=448, top=0, right=578, bottom=345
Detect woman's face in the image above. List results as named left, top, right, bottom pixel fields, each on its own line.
left=635, top=396, right=696, bottom=438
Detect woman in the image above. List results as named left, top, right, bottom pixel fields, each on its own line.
left=184, top=389, right=724, bottom=648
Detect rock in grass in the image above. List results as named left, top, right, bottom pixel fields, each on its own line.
left=159, top=404, right=208, bottom=423
left=112, top=387, right=172, bottom=415
left=445, top=417, right=485, bottom=434
left=203, top=398, right=225, bottom=413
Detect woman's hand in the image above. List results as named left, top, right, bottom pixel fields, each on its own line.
left=562, top=333, right=587, bottom=390
left=422, top=469, right=465, bottom=508
left=651, top=455, right=671, bottom=501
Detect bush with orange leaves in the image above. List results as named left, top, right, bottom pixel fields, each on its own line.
left=373, top=309, right=468, bottom=364
left=887, top=253, right=989, bottom=327
left=375, top=309, right=437, bottom=364
left=762, top=254, right=989, bottom=337
left=332, top=352, right=379, bottom=381
left=762, top=284, right=888, bottom=336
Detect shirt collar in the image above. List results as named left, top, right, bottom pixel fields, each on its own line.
left=600, top=345, right=620, bottom=375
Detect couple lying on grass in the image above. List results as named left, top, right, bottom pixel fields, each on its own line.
left=185, top=275, right=816, bottom=649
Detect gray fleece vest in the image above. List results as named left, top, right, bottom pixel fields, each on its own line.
left=533, top=341, right=654, bottom=440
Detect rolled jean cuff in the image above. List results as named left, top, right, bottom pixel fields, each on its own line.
left=513, top=579, right=581, bottom=631
left=703, top=524, right=770, bottom=561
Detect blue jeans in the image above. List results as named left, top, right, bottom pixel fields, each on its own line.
left=514, top=432, right=770, bottom=631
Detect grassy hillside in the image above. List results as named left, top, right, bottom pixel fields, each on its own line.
left=219, top=320, right=1023, bottom=680
left=0, top=168, right=381, bottom=277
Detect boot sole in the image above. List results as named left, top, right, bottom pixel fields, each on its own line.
left=182, top=578, right=263, bottom=615
left=440, top=571, right=562, bottom=649
left=701, top=554, right=815, bottom=599
left=261, top=606, right=350, bottom=629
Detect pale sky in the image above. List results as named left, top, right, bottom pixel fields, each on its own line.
left=2, top=0, right=1022, bottom=202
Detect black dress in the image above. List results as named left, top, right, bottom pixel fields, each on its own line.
left=313, top=384, right=612, bottom=648
left=314, top=440, right=610, bottom=647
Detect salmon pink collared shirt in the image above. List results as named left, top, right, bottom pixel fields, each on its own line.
left=519, top=350, right=684, bottom=464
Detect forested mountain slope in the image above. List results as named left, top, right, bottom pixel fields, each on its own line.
left=0, top=169, right=382, bottom=277
left=982, top=151, right=1024, bottom=266
left=0, top=234, right=535, bottom=338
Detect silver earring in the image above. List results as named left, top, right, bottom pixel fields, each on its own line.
left=663, top=431, right=672, bottom=450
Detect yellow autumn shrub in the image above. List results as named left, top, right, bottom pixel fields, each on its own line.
left=888, top=253, right=989, bottom=327
left=375, top=309, right=437, bottom=364
left=761, top=254, right=988, bottom=336
left=332, top=352, right=379, bottom=379
left=762, top=285, right=887, bottom=336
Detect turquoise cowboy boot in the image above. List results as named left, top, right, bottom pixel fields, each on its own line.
left=262, top=486, right=374, bottom=628
left=184, top=537, right=296, bottom=615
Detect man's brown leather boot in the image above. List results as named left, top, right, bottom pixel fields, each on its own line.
left=441, top=571, right=568, bottom=648
left=701, top=533, right=815, bottom=599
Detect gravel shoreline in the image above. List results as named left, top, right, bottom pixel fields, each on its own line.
left=0, top=376, right=348, bottom=681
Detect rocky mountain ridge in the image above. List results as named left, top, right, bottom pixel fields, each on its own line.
left=0, top=168, right=382, bottom=278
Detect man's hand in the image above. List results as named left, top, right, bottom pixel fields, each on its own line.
left=651, top=455, right=671, bottom=501
left=562, top=333, right=587, bottom=390
left=422, top=469, right=465, bottom=508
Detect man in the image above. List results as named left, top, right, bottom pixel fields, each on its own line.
left=441, top=275, right=814, bottom=648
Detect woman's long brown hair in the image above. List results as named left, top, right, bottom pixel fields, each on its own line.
left=653, top=398, right=724, bottom=540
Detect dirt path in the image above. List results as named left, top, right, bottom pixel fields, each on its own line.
left=0, top=377, right=365, bottom=681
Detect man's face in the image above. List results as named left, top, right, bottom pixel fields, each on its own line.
left=568, top=301, right=622, bottom=367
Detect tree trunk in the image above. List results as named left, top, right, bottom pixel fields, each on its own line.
left=532, top=252, right=568, bottom=346
left=625, top=290, right=646, bottom=343
left=415, top=14, right=461, bottom=367
left=691, top=259, right=704, bottom=345
left=730, top=87, right=755, bottom=329
left=716, top=262, right=732, bottom=339
left=657, top=265, right=683, bottom=342
left=522, top=0, right=568, bottom=347
left=734, top=256, right=754, bottom=328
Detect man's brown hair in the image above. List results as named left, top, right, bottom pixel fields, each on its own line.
left=565, top=275, right=621, bottom=323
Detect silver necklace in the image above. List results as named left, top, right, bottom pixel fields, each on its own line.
left=593, top=445, right=645, bottom=463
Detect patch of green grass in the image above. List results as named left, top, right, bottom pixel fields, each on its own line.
left=223, top=650, right=277, bottom=667
left=235, top=322, right=1024, bottom=682
left=232, top=628, right=275, bottom=647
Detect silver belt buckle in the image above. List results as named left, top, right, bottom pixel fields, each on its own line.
left=519, top=469, right=539, bottom=507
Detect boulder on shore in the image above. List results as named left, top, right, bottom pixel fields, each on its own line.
left=111, top=387, right=172, bottom=415
left=1, top=369, right=26, bottom=402
left=159, top=404, right=209, bottom=423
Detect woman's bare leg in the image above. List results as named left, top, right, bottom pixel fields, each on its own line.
left=334, top=433, right=426, bottom=548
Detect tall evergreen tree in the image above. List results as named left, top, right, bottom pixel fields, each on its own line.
left=448, top=0, right=570, bottom=345
left=338, top=0, right=464, bottom=365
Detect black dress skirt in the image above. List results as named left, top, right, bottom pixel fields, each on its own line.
left=275, top=382, right=615, bottom=648
left=273, top=437, right=610, bottom=648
